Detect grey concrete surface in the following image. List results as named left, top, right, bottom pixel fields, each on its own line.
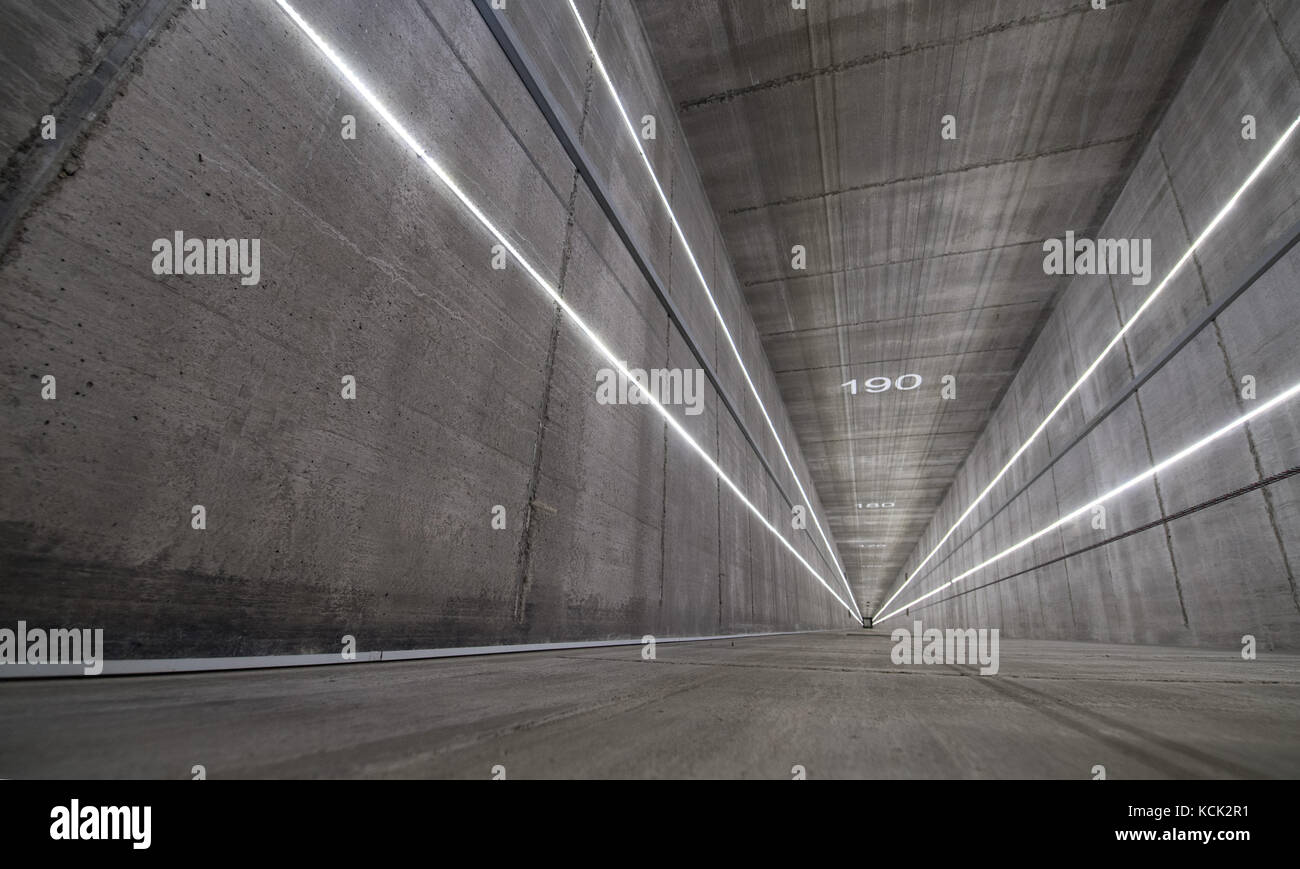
left=886, top=0, right=1300, bottom=649
left=0, top=0, right=854, bottom=661
left=636, top=0, right=1231, bottom=611
left=0, top=0, right=124, bottom=159
left=1, top=0, right=1298, bottom=781
left=1, top=631, right=1296, bottom=779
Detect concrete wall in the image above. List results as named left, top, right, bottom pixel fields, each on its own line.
left=0, top=0, right=855, bottom=660
left=889, top=0, right=1300, bottom=650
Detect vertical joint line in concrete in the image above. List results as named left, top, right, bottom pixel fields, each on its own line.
left=1161, top=143, right=1298, bottom=616
left=1135, top=388, right=1190, bottom=628
left=468, top=0, right=848, bottom=601
left=1107, top=262, right=1190, bottom=628
left=511, top=5, right=605, bottom=626
left=512, top=170, right=581, bottom=624
left=1261, top=0, right=1300, bottom=81
left=659, top=316, right=669, bottom=612
left=1043, top=435, right=1078, bottom=630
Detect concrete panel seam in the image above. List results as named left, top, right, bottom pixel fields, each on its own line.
left=1261, top=0, right=1300, bottom=80
left=742, top=238, right=1051, bottom=288
left=0, top=0, right=184, bottom=259
left=678, top=0, right=1138, bottom=111
left=1109, top=264, right=1189, bottom=629
left=729, top=135, right=1137, bottom=217
left=1134, top=389, right=1190, bottom=628
left=513, top=171, right=582, bottom=625
left=1162, top=142, right=1298, bottom=615
left=508, top=0, right=606, bottom=628
left=905, top=212, right=1300, bottom=593
left=469, top=0, right=843, bottom=587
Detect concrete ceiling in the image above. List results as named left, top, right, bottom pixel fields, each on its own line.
left=635, top=0, right=1225, bottom=614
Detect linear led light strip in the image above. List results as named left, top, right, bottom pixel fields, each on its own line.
left=271, top=0, right=859, bottom=619
left=876, top=377, right=1300, bottom=623
left=878, top=112, right=1300, bottom=618
left=563, top=0, right=863, bottom=621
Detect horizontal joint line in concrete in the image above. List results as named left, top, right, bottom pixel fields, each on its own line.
left=727, top=136, right=1136, bottom=215
left=678, top=0, right=1136, bottom=111
left=774, top=347, right=1024, bottom=374
left=805, top=429, right=985, bottom=447
left=760, top=300, right=1044, bottom=339
left=741, top=238, right=1066, bottom=288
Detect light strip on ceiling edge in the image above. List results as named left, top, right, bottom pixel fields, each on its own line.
left=271, top=0, right=859, bottom=620
left=563, top=0, right=863, bottom=621
left=878, top=112, right=1300, bottom=617
left=876, top=377, right=1300, bottom=623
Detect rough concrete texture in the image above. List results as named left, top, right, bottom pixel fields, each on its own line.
left=0, top=0, right=856, bottom=661
left=1, top=631, right=1296, bottom=778
left=886, top=0, right=1300, bottom=649
left=635, top=0, right=1230, bottom=613
left=0, top=0, right=124, bottom=159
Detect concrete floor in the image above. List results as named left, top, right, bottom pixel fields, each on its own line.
left=2, top=631, right=1296, bottom=779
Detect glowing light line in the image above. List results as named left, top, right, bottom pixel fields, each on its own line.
left=876, top=377, right=1300, bottom=623
left=273, top=0, right=859, bottom=619
left=563, top=0, right=863, bottom=620
left=878, top=113, right=1300, bottom=617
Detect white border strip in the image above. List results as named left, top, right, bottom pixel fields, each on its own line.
left=0, top=630, right=828, bottom=679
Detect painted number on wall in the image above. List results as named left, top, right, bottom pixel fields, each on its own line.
left=840, top=374, right=923, bottom=395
